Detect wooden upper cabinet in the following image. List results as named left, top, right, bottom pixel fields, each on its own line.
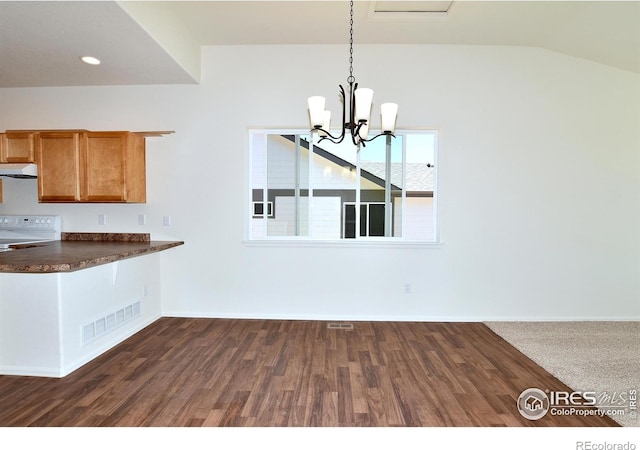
left=82, top=132, right=145, bottom=203
left=36, top=132, right=82, bottom=202
left=35, top=131, right=146, bottom=203
left=0, top=132, right=36, bottom=163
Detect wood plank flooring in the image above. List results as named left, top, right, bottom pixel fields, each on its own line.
left=0, top=318, right=619, bottom=427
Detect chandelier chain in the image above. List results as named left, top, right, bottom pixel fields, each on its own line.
left=348, top=0, right=354, bottom=84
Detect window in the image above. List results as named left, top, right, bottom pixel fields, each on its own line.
left=248, top=130, right=437, bottom=242
left=252, top=201, right=273, bottom=218
left=344, top=202, right=387, bottom=238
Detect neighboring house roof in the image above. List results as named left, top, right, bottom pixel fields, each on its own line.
left=283, top=135, right=434, bottom=193
left=360, top=162, right=434, bottom=192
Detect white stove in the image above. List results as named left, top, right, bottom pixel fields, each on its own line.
left=0, top=215, right=62, bottom=251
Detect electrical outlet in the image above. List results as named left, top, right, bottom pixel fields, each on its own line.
left=138, top=214, right=147, bottom=225
left=98, top=214, right=106, bottom=225
left=404, top=283, right=412, bottom=294
left=163, top=215, right=172, bottom=227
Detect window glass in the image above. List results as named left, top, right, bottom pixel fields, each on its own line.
left=249, top=130, right=437, bottom=242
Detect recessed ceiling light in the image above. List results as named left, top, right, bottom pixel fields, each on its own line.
left=80, top=56, right=101, bottom=65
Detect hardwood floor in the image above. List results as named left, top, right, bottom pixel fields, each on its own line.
left=0, top=318, right=619, bottom=427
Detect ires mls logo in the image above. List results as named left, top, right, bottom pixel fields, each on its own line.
left=517, top=387, right=638, bottom=421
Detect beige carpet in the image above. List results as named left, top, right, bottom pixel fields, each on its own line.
left=485, top=321, right=640, bottom=427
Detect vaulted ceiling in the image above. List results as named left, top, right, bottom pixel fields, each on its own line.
left=0, top=1, right=638, bottom=88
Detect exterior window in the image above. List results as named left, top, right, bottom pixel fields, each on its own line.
left=344, top=202, right=386, bottom=238
left=248, top=130, right=437, bottom=241
left=252, top=201, right=273, bottom=218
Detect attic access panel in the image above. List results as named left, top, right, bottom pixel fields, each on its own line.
left=373, top=1, right=454, bottom=13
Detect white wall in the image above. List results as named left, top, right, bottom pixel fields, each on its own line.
left=0, top=44, right=638, bottom=320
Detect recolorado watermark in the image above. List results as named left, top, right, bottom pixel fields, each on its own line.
left=576, top=442, right=636, bottom=450
left=517, top=387, right=637, bottom=421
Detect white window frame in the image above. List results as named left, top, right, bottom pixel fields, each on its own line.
left=246, top=128, right=442, bottom=247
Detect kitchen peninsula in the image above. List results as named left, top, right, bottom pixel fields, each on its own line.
left=0, top=232, right=183, bottom=273
left=0, top=233, right=183, bottom=377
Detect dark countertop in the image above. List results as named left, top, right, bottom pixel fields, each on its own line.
left=0, top=233, right=184, bottom=273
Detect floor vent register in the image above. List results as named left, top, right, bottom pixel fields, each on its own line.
left=327, top=322, right=354, bottom=330
left=82, top=300, right=141, bottom=347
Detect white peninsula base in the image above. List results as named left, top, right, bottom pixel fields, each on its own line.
left=0, top=254, right=162, bottom=377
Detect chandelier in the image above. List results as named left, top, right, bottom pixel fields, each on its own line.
left=307, top=0, right=398, bottom=147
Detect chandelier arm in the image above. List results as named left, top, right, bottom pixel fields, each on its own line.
left=337, top=84, right=348, bottom=142
left=351, top=119, right=365, bottom=146
left=348, top=81, right=357, bottom=129
left=347, top=80, right=363, bottom=146
left=312, top=84, right=349, bottom=144
left=318, top=134, right=346, bottom=145
left=313, top=129, right=342, bottom=143
left=359, top=131, right=396, bottom=144
left=316, top=126, right=347, bottom=144
left=313, top=127, right=344, bottom=143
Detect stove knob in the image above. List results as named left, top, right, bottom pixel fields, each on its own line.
left=46, top=218, right=52, bottom=224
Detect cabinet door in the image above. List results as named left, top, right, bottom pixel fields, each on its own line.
left=81, top=132, right=146, bottom=203
left=81, top=132, right=126, bottom=202
left=0, top=132, right=35, bottom=163
left=36, top=132, right=81, bottom=202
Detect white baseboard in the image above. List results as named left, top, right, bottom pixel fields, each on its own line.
left=482, top=316, right=640, bottom=322
left=0, top=365, right=62, bottom=378
left=162, top=311, right=640, bottom=323
left=162, top=311, right=482, bottom=322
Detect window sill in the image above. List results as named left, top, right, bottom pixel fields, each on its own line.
left=243, top=239, right=444, bottom=249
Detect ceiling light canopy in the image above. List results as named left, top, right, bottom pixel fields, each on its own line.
left=307, top=0, right=397, bottom=147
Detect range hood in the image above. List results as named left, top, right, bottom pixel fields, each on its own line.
left=0, top=163, right=38, bottom=178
